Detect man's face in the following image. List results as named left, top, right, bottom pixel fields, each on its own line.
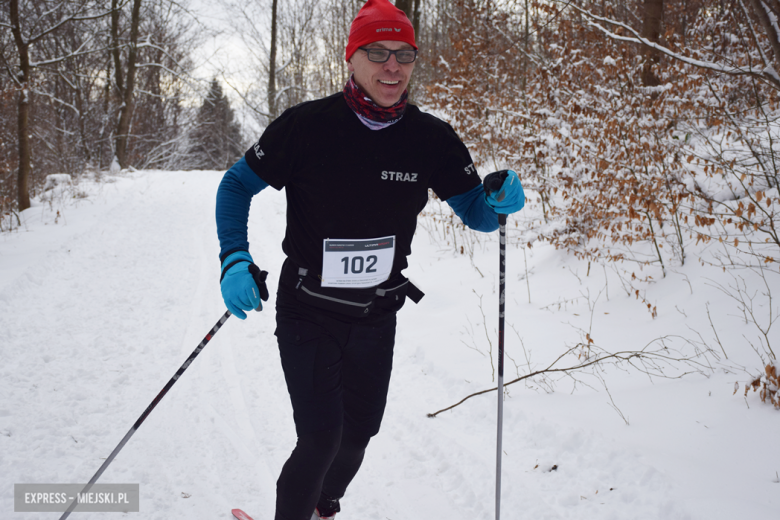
left=347, top=40, right=416, bottom=108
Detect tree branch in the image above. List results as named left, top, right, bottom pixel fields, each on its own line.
left=29, top=32, right=98, bottom=68
left=563, top=1, right=780, bottom=91
left=26, top=3, right=114, bottom=46
left=427, top=336, right=711, bottom=417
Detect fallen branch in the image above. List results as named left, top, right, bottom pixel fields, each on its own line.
left=427, top=336, right=711, bottom=417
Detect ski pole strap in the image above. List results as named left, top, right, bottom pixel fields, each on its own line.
left=220, top=259, right=251, bottom=282
left=484, top=170, right=510, bottom=198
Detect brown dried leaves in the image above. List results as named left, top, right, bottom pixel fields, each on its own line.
left=737, top=362, right=780, bottom=410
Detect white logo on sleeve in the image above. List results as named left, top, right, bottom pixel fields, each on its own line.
left=253, top=141, right=264, bottom=160
left=464, top=163, right=476, bottom=175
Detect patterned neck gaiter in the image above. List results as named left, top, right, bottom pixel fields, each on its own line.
left=342, top=75, right=408, bottom=131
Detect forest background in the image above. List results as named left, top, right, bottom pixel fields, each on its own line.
left=1, top=0, right=778, bottom=396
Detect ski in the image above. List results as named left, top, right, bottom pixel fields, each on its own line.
left=232, top=509, right=255, bottom=520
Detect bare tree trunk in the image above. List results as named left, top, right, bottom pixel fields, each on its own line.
left=395, top=0, right=421, bottom=100
left=111, top=0, right=125, bottom=98
left=395, top=0, right=421, bottom=34
left=114, top=0, right=143, bottom=169
left=412, top=0, right=422, bottom=38
left=268, top=0, right=279, bottom=120
left=395, top=0, right=412, bottom=18
left=749, top=0, right=780, bottom=72
left=522, top=0, right=529, bottom=92
left=9, top=0, right=32, bottom=211
left=641, top=0, right=664, bottom=86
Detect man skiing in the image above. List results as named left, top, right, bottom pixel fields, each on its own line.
left=215, top=1, right=524, bottom=519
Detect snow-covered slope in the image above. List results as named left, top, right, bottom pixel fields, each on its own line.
left=1, top=170, right=777, bottom=520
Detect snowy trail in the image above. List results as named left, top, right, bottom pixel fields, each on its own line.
left=0, top=171, right=281, bottom=519
left=2, top=170, right=778, bottom=520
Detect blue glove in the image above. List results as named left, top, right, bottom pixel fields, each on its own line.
left=220, top=251, right=269, bottom=319
left=483, top=169, right=525, bottom=214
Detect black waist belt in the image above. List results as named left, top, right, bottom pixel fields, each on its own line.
left=284, top=260, right=423, bottom=318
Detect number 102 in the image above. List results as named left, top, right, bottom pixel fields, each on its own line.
left=341, top=255, right=378, bottom=275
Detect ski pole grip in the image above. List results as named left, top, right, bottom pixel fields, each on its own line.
left=247, top=263, right=270, bottom=312
left=483, top=170, right=510, bottom=199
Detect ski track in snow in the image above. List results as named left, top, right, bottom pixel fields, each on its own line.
left=1, top=170, right=778, bottom=520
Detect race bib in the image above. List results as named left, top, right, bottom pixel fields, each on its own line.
left=321, top=236, right=395, bottom=288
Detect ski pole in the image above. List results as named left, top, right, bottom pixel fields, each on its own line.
left=495, top=212, right=506, bottom=520
left=484, top=170, right=510, bottom=520
left=58, top=310, right=232, bottom=519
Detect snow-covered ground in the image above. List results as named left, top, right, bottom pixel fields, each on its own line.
left=1, top=169, right=778, bottom=520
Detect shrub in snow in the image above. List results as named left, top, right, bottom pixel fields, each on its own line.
left=737, top=362, right=779, bottom=410
left=40, top=174, right=75, bottom=203
left=42, top=174, right=72, bottom=192
left=40, top=174, right=87, bottom=209
left=422, top=0, right=780, bottom=276
left=109, top=156, right=121, bottom=175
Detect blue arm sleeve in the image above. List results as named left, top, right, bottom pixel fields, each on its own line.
left=446, top=184, right=499, bottom=233
left=216, top=157, right=269, bottom=261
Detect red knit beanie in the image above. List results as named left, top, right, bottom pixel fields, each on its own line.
left=345, top=0, right=417, bottom=62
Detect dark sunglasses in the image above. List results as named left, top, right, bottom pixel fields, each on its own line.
left=359, top=47, right=418, bottom=64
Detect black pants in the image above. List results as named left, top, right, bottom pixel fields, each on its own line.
left=273, top=280, right=397, bottom=520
